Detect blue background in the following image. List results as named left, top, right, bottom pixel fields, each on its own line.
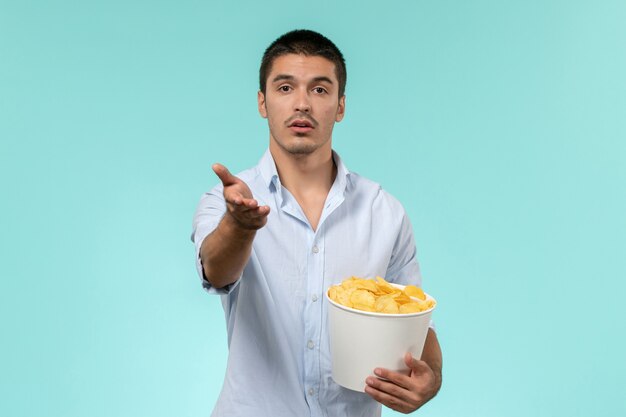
left=1, top=1, right=625, bottom=416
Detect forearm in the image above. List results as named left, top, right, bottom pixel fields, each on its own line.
left=200, top=212, right=256, bottom=289
left=421, top=328, right=443, bottom=394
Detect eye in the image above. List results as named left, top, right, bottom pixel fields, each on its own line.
left=313, top=87, right=327, bottom=94
left=279, top=85, right=292, bottom=92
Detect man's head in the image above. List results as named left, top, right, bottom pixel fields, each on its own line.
left=259, top=29, right=347, bottom=98
left=258, top=30, right=346, bottom=157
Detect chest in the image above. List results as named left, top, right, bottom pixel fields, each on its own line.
left=252, top=201, right=398, bottom=291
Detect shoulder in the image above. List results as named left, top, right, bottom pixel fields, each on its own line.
left=347, top=171, right=407, bottom=216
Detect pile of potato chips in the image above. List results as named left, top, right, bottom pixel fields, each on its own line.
left=327, top=276, right=435, bottom=314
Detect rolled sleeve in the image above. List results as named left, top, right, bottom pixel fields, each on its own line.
left=191, top=186, right=242, bottom=295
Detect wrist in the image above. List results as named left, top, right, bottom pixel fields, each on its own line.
left=430, top=365, right=442, bottom=397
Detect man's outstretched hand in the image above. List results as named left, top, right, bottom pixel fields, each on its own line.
left=364, top=352, right=441, bottom=414
left=212, top=163, right=270, bottom=230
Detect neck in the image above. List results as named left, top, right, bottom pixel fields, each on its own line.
left=269, top=141, right=337, bottom=195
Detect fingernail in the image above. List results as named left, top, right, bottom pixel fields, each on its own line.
left=374, top=368, right=381, bottom=376
left=366, top=377, right=373, bottom=385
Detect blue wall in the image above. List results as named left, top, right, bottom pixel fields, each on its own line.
left=1, top=1, right=625, bottom=416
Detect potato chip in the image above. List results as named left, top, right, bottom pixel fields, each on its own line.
left=375, top=295, right=400, bottom=314
left=399, top=302, right=422, bottom=314
left=328, top=286, right=338, bottom=302
left=341, top=278, right=360, bottom=290
left=391, top=293, right=412, bottom=305
left=355, top=279, right=378, bottom=293
left=350, top=289, right=376, bottom=310
left=334, top=287, right=353, bottom=308
left=403, top=285, right=426, bottom=300
left=328, top=276, right=434, bottom=314
left=375, top=276, right=397, bottom=294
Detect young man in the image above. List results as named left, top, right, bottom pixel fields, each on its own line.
left=192, top=30, right=442, bottom=416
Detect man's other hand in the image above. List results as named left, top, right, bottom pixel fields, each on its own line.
left=364, top=352, right=441, bottom=414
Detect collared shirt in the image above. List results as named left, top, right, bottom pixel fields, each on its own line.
left=191, top=149, right=422, bottom=417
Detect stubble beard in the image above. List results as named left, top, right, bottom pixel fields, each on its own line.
left=270, top=128, right=327, bottom=156
left=277, top=139, right=318, bottom=155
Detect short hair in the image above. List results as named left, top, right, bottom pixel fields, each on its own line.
left=259, top=29, right=347, bottom=97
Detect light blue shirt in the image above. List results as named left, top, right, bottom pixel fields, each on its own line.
left=191, top=149, right=422, bottom=417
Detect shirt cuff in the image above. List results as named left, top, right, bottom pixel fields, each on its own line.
left=196, top=252, right=242, bottom=295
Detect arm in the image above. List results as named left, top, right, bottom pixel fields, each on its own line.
left=365, top=328, right=443, bottom=413
left=200, top=163, right=270, bottom=289
left=420, top=328, right=443, bottom=394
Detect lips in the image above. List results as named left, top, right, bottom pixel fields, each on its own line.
left=288, top=118, right=315, bottom=133
left=289, top=119, right=313, bottom=128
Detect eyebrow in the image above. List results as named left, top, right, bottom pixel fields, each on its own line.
left=271, top=74, right=294, bottom=83
left=312, top=76, right=334, bottom=85
left=271, top=74, right=334, bottom=85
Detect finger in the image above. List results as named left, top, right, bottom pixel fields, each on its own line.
left=366, top=374, right=422, bottom=411
left=249, top=205, right=270, bottom=216
left=241, top=198, right=259, bottom=209
left=404, top=353, right=432, bottom=375
left=242, top=206, right=271, bottom=221
left=224, top=192, right=245, bottom=206
left=228, top=204, right=270, bottom=223
left=226, top=197, right=265, bottom=214
left=212, top=163, right=239, bottom=186
left=364, top=383, right=414, bottom=413
left=236, top=198, right=271, bottom=215
left=404, top=352, right=413, bottom=368
left=373, top=367, right=413, bottom=391
left=222, top=186, right=253, bottom=206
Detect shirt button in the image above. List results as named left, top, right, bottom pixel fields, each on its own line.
left=307, top=340, right=314, bottom=349
left=308, top=388, right=314, bottom=395
left=312, top=294, right=318, bottom=302
left=312, top=246, right=319, bottom=254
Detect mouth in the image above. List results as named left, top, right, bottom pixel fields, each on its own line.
left=288, top=119, right=315, bottom=134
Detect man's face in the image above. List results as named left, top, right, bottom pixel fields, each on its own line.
left=258, top=54, right=345, bottom=156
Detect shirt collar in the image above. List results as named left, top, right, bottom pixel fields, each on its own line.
left=332, top=149, right=351, bottom=195
left=258, top=148, right=351, bottom=192
left=258, top=148, right=280, bottom=190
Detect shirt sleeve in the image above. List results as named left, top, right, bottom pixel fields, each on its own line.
left=385, top=211, right=422, bottom=287
left=191, top=185, right=242, bottom=295
left=386, top=211, right=436, bottom=330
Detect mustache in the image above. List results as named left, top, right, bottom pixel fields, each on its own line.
left=285, top=113, right=318, bottom=127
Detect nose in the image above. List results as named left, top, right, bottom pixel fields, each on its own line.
left=294, top=89, right=311, bottom=113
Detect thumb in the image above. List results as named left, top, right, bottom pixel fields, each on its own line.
left=212, top=163, right=239, bottom=186
left=404, top=352, right=427, bottom=373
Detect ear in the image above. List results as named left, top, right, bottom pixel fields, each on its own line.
left=258, top=91, right=267, bottom=119
left=335, top=95, right=346, bottom=122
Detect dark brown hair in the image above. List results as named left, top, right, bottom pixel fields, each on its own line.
left=259, top=29, right=347, bottom=97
